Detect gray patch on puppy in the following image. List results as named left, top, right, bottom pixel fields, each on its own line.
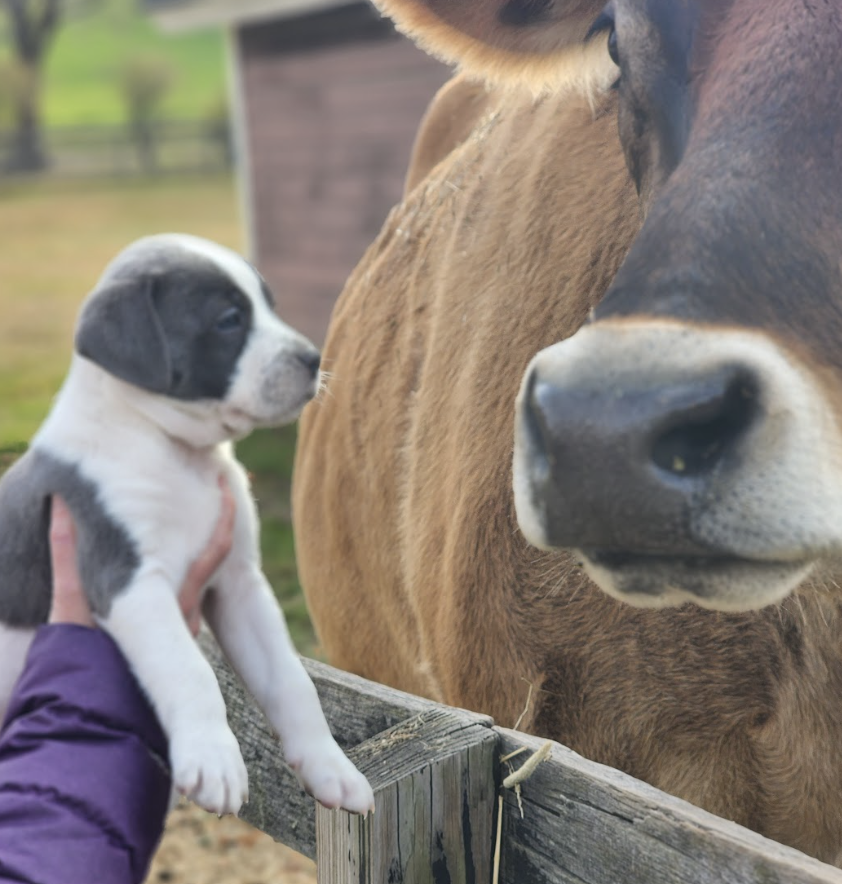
left=0, top=448, right=140, bottom=626
left=76, top=249, right=254, bottom=402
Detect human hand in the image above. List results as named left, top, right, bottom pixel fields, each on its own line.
left=48, top=496, right=96, bottom=627
left=48, top=477, right=237, bottom=634
left=176, top=475, right=237, bottom=636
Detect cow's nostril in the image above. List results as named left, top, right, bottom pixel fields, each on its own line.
left=524, top=369, right=553, bottom=462
left=650, top=369, right=759, bottom=478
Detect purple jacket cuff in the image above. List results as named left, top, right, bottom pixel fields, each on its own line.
left=0, top=625, right=172, bottom=884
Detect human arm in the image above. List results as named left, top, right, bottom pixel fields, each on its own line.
left=0, top=484, right=235, bottom=884
left=0, top=626, right=171, bottom=884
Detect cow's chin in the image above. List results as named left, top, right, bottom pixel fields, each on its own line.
left=579, top=550, right=814, bottom=612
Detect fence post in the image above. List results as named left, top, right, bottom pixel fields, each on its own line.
left=316, top=709, right=499, bottom=884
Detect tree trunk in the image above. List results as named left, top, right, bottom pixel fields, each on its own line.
left=132, top=118, right=158, bottom=174
left=2, top=0, right=61, bottom=173
left=5, top=63, right=46, bottom=172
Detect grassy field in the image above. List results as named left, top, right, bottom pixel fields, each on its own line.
left=1, top=0, right=226, bottom=127
left=0, top=174, right=318, bottom=654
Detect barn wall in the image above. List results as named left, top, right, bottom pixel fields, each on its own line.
left=238, top=3, right=451, bottom=344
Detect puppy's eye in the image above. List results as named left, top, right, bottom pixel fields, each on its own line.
left=216, top=307, right=243, bottom=333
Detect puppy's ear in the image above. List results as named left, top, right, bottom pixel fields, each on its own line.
left=75, top=275, right=172, bottom=394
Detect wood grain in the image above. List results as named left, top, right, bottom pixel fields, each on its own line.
left=316, top=710, right=498, bottom=883
left=496, top=729, right=842, bottom=884
left=201, top=634, right=842, bottom=883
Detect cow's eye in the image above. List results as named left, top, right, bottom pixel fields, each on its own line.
left=607, top=26, right=620, bottom=67
left=216, top=306, right=244, bottom=332
left=587, top=8, right=620, bottom=69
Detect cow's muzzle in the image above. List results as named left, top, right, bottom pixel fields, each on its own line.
left=512, top=320, right=842, bottom=611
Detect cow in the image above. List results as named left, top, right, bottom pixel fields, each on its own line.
left=292, top=0, right=842, bottom=864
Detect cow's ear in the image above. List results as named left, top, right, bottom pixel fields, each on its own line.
left=374, top=0, right=611, bottom=93
left=75, top=275, right=173, bottom=394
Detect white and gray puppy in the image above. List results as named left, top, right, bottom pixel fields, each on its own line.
left=0, top=233, right=374, bottom=817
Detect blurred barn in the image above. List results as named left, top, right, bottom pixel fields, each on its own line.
left=146, top=0, right=450, bottom=343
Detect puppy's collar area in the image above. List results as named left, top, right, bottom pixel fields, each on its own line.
left=56, top=358, right=236, bottom=450
left=220, top=407, right=259, bottom=440
left=119, top=381, right=246, bottom=449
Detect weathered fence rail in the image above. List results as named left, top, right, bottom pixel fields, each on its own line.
left=200, top=632, right=842, bottom=884
left=0, top=120, right=232, bottom=178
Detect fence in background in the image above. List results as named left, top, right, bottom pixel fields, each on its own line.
left=199, top=632, right=842, bottom=884
left=0, top=120, right=232, bottom=178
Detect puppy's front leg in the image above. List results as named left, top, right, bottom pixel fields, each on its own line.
left=101, top=576, right=248, bottom=815
left=203, top=566, right=374, bottom=815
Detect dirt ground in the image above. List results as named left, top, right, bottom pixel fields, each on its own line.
left=145, top=801, right=317, bottom=884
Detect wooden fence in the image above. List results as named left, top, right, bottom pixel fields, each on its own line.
left=199, top=632, right=842, bottom=884
left=0, top=120, right=232, bottom=178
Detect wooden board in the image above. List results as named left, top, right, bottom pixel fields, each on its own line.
left=201, top=634, right=842, bottom=883
left=496, top=729, right=842, bottom=884
left=198, top=632, right=491, bottom=860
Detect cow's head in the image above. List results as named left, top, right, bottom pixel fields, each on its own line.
left=513, top=0, right=842, bottom=611
left=379, top=0, right=842, bottom=611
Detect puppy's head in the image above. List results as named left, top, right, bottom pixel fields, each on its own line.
left=76, top=234, right=321, bottom=443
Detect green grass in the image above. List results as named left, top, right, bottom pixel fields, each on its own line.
left=238, top=427, right=318, bottom=654
left=0, top=175, right=319, bottom=655
left=2, top=0, right=227, bottom=127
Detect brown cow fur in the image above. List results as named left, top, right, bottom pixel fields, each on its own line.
left=293, top=20, right=842, bottom=871
left=370, top=0, right=611, bottom=95
left=403, top=75, right=494, bottom=195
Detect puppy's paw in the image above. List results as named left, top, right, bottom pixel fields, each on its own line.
left=287, top=739, right=375, bottom=815
left=170, top=725, right=249, bottom=816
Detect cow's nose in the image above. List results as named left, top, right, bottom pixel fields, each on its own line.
left=522, top=362, right=761, bottom=554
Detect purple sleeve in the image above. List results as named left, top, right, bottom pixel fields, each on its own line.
left=0, top=626, right=172, bottom=884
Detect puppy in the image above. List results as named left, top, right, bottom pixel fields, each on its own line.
left=0, top=234, right=374, bottom=816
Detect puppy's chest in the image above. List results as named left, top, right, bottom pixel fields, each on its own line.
left=86, top=450, right=225, bottom=577
left=145, top=475, right=221, bottom=565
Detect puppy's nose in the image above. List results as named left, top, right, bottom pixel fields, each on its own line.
left=296, top=348, right=321, bottom=378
